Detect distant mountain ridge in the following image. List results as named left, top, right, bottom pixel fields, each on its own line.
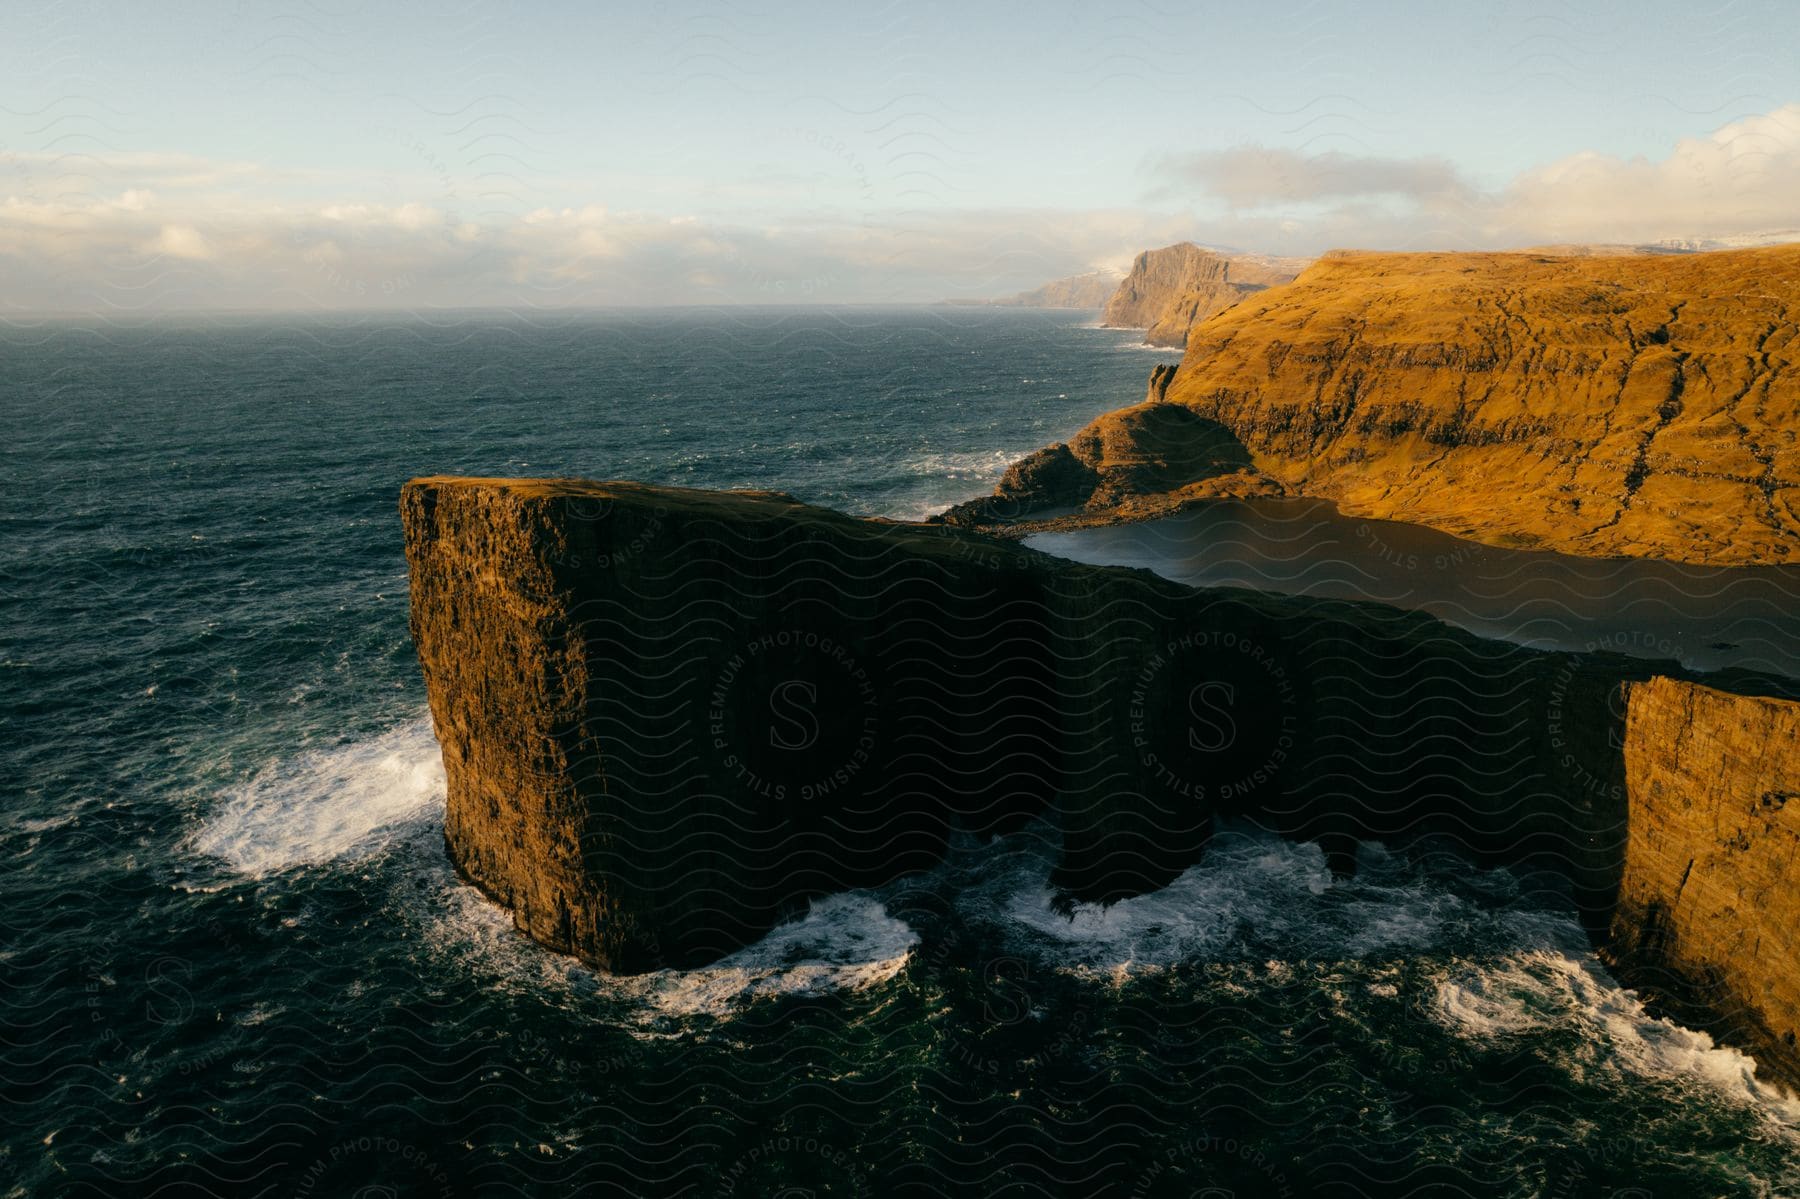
left=946, top=269, right=1124, bottom=309
left=1511, top=231, right=1800, bottom=257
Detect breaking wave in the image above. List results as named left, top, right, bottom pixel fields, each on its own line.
left=189, top=715, right=445, bottom=876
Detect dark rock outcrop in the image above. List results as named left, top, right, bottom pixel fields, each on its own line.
left=405, top=476, right=1800, bottom=1084
left=406, top=476, right=1605, bottom=970
left=932, top=378, right=1284, bottom=535
left=939, top=443, right=1099, bottom=526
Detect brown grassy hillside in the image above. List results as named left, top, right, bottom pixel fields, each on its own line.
left=974, top=246, right=1800, bottom=565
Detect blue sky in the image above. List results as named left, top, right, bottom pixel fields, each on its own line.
left=4, top=0, right=1799, bottom=309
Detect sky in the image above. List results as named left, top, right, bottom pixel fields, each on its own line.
left=4, top=0, right=1800, bottom=311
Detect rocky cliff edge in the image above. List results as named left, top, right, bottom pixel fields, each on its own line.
left=956, top=245, right=1800, bottom=566
left=405, top=476, right=1800, bottom=1092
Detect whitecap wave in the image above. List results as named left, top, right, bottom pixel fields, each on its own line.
left=190, top=714, right=445, bottom=875
left=1433, top=950, right=1800, bottom=1125
left=400, top=796, right=1800, bottom=1128
left=996, top=831, right=1336, bottom=974
left=619, top=893, right=920, bottom=1022
left=877, top=447, right=1037, bottom=523
left=975, top=825, right=1800, bottom=1126
left=979, top=828, right=1518, bottom=976
left=875, top=492, right=967, bottom=523
left=424, top=879, right=918, bottom=1032
left=899, top=448, right=1023, bottom=481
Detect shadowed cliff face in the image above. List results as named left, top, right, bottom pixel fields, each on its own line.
left=1101, top=243, right=1306, bottom=347
left=403, top=477, right=1800, bottom=1083
left=407, top=478, right=1669, bottom=963
left=966, top=245, right=1800, bottom=566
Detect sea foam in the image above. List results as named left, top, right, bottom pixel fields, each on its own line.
left=190, top=714, right=445, bottom=875
left=1433, top=949, right=1800, bottom=1126
left=425, top=878, right=918, bottom=1033
left=620, top=892, right=920, bottom=1022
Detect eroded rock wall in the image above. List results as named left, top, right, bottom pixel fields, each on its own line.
left=405, top=476, right=1800, bottom=1084
left=405, top=477, right=1652, bottom=972
left=1606, top=676, right=1800, bottom=1088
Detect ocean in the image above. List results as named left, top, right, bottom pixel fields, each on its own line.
left=3, top=308, right=1798, bottom=1197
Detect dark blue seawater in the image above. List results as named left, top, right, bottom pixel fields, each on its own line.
left=3, top=309, right=1798, bottom=1197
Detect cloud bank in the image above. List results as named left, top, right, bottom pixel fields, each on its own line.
left=4, top=106, right=1799, bottom=312
left=1151, top=105, right=1800, bottom=251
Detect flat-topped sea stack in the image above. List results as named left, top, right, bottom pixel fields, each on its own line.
left=962, top=245, right=1800, bottom=566
left=402, top=476, right=1800, bottom=1085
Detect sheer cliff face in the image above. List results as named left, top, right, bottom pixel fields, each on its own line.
left=405, top=477, right=1800, bottom=1082
left=1101, top=243, right=1305, bottom=347
left=405, top=476, right=1656, bottom=973
left=999, top=246, right=1800, bottom=565
left=1608, top=677, right=1800, bottom=1088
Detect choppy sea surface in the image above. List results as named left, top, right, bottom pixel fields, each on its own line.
left=4, top=308, right=1798, bottom=1197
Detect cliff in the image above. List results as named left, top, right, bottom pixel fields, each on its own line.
left=1101, top=243, right=1306, bottom=347
left=405, top=476, right=1632, bottom=972
left=404, top=477, right=1800, bottom=1083
left=1606, top=676, right=1800, bottom=1089
left=959, top=245, right=1800, bottom=566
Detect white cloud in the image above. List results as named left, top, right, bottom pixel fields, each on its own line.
left=145, top=224, right=212, bottom=260
left=1147, top=104, right=1800, bottom=251
left=2, top=106, right=1798, bottom=311
left=1153, top=147, right=1473, bottom=209
left=1498, top=104, right=1800, bottom=243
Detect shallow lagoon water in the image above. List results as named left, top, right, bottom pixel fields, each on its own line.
left=1028, top=498, right=1800, bottom=682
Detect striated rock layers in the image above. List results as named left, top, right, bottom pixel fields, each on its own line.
left=1101, top=243, right=1306, bottom=347
left=1606, top=677, right=1800, bottom=1087
left=964, top=245, right=1800, bottom=565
